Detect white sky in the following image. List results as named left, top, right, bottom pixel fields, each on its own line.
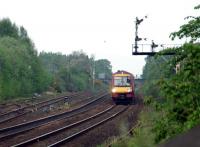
left=0, top=0, right=199, bottom=76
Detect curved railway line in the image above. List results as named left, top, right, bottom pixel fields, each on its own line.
left=0, top=91, right=91, bottom=124
left=0, top=92, right=109, bottom=140
left=12, top=105, right=119, bottom=146
left=48, top=106, right=128, bottom=147
left=7, top=104, right=128, bottom=147
left=0, top=90, right=106, bottom=127
left=0, top=91, right=142, bottom=147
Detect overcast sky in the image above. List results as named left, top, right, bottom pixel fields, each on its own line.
left=0, top=0, right=199, bottom=76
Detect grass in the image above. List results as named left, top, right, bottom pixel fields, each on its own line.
left=99, top=107, right=159, bottom=147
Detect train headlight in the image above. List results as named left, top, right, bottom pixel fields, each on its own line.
left=127, top=88, right=132, bottom=92
left=112, top=88, right=116, bottom=93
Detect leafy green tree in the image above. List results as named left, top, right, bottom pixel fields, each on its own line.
left=0, top=18, right=112, bottom=100
left=153, top=44, right=200, bottom=143
left=39, top=52, right=67, bottom=75
left=0, top=18, right=18, bottom=38
left=142, top=55, right=173, bottom=98
left=0, top=18, right=50, bottom=100
left=152, top=5, right=200, bottom=143
left=95, top=59, right=112, bottom=80
left=170, top=5, right=200, bottom=42
left=39, top=51, right=112, bottom=92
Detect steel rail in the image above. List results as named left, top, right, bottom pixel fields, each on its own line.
left=0, top=90, right=105, bottom=119
left=0, top=96, right=67, bottom=124
left=0, top=90, right=105, bottom=122
left=0, top=92, right=108, bottom=140
left=0, top=92, right=81, bottom=123
left=0, top=92, right=107, bottom=134
left=0, top=90, right=98, bottom=124
left=12, top=105, right=115, bottom=147
left=48, top=106, right=129, bottom=147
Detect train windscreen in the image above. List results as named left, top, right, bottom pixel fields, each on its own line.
left=113, top=76, right=131, bottom=87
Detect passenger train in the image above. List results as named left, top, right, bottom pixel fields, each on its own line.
left=111, top=70, right=135, bottom=104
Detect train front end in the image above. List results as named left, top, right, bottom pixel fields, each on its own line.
left=111, top=70, right=134, bottom=104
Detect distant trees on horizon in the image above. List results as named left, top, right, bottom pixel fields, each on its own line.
left=0, top=18, right=112, bottom=101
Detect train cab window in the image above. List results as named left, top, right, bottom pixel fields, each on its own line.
left=127, top=78, right=131, bottom=84
left=114, top=76, right=131, bottom=87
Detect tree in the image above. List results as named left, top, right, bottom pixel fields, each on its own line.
left=170, top=5, right=200, bottom=42
left=0, top=18, right=50, bottom=100
left=142, top=55, right=173, bottom=98
left=95, top=59, right=112, bottom=80
left=39, top=51, right=112, bottom=92
left=0, top=18, right=18, bottom=39
left=152, top=5, right=200, bottom=143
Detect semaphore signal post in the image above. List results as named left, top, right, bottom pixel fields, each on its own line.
left=132, top=16, right=181, bottom=56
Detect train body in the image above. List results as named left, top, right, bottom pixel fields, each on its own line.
left=111, top=70, right=135, bottom=104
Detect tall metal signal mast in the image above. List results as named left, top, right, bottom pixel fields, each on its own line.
left=132, top=16, right=180, bottom=56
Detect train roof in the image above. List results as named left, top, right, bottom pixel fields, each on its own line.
left=112, top=70, right=134, bottom=77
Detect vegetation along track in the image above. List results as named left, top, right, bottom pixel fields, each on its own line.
left=66, top=97, right=143, bottom=147
left=0, top=91, right=93, bottom=125
left=0, top=92, right=108, bottom=140
left=11, top=104, right=128, bottom=147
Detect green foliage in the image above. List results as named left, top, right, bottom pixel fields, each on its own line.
left=0, top=18, right=18, bottom=38
left=128, top=109, right=157, bottom=147
left=0, top=37, right=50, bottom=99
left=0, top=18, right=51, bottom=100
left=39, top=52, right=67, bottom=75
left=140, top=4, right=200, bottom=144
left=105, top=4, right=200, bottom=147
left=153, top=43, right=200, bottom=143
left=108, top=108, right=157, bottom=147
left=170, top=5, right=200, bottom=43
left=39, top=51, right=112, bottom=92
left=154, top=6, right=200, bottom=143
left=0, top=18, right=112, bottom=101
left=126, top=44, right=200, bottom=146
left=95, top=59, right=112, bottom=79
left=39, top=51, right=91, bottom=92
left=142, top=55, right=173, bottom=98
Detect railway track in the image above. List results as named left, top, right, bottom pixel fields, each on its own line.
left=11, top=105, right=128, bottom=147
left=49, top=106, right=128, bottom=147
left=0, top=91, right=106, bottom=128
left=0, top=103, right=23, bottom=114
left=0, top=92, right=109, bottom=140
left=0, top=91, right=92, bottom=125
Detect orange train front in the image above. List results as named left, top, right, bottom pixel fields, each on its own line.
left=111, top=70, right=135, bottom=104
